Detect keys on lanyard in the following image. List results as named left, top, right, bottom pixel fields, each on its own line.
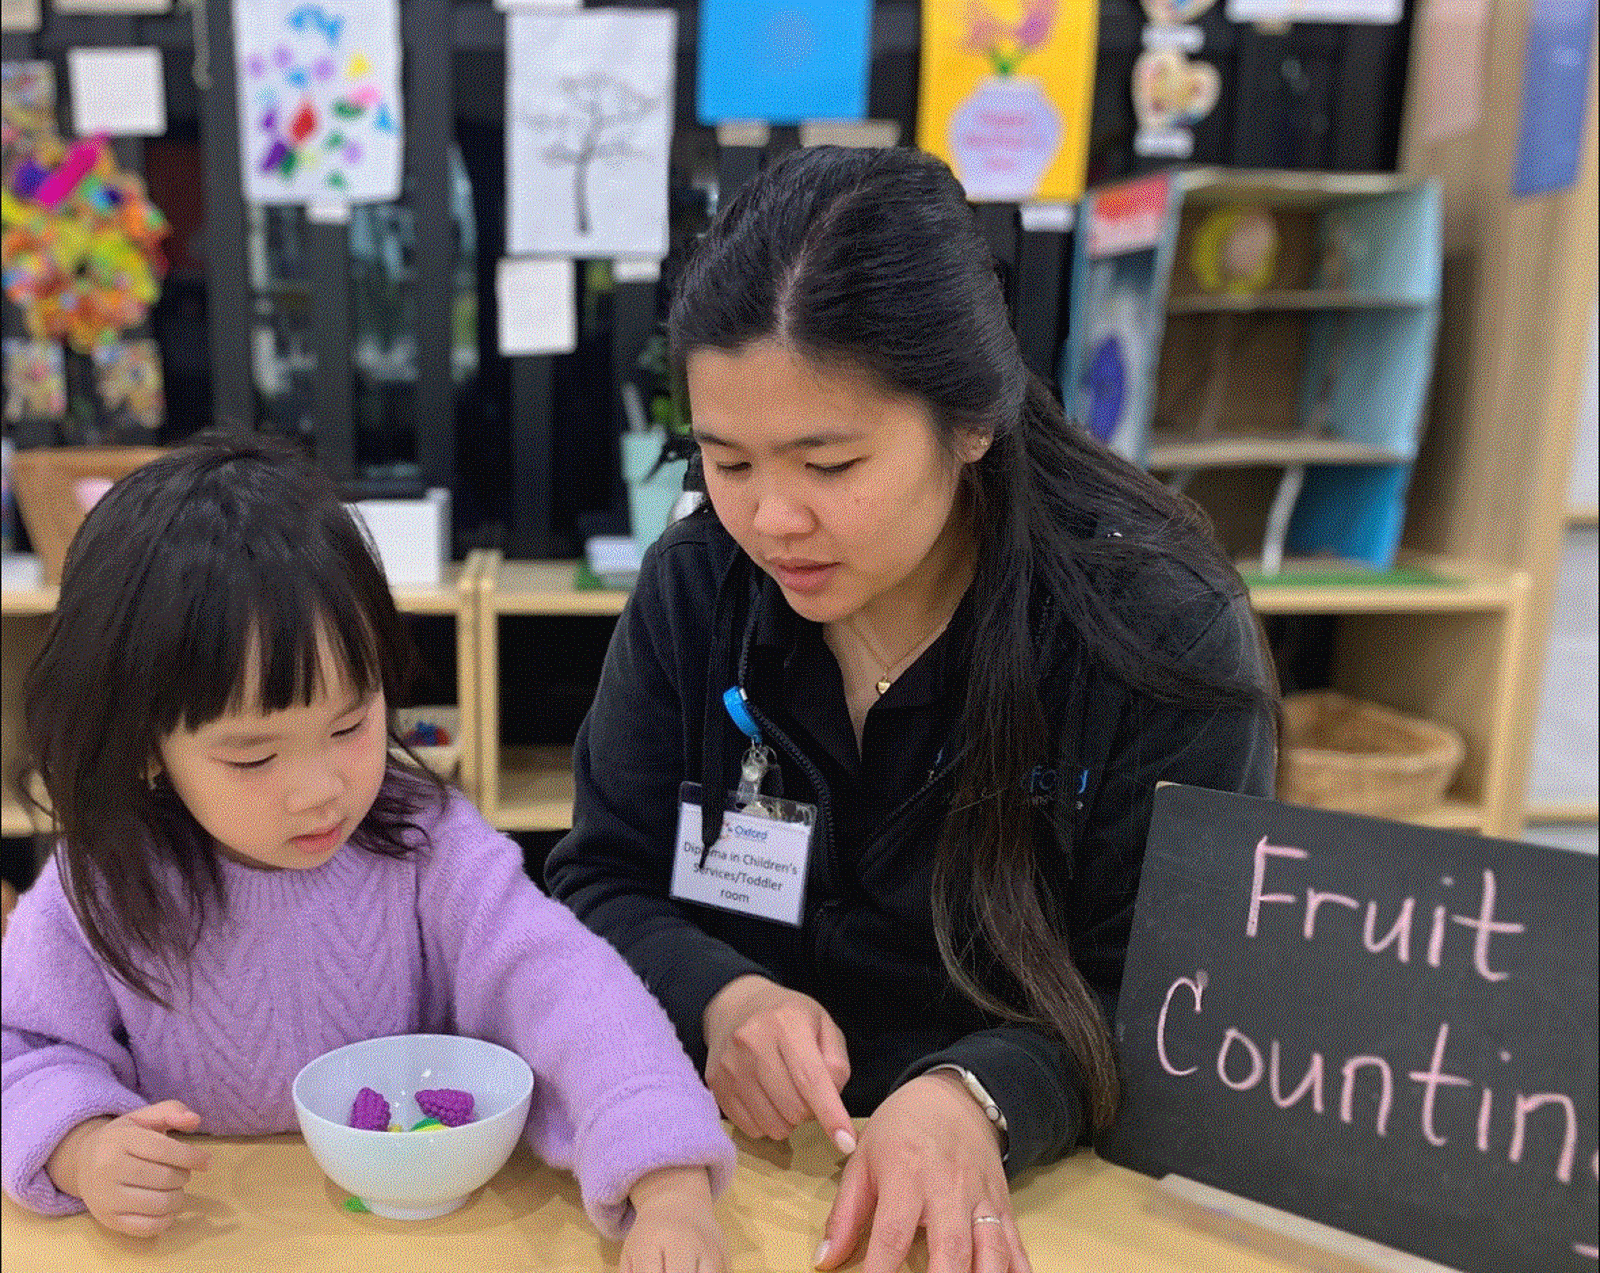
left=738, top=742, right=776, bottom=811
left=725, top=686, right=778, bottom=815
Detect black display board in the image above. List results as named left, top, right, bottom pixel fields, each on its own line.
left=1100, top=784, right=1598, bottom=1273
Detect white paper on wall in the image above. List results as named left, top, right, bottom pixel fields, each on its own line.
left=497, top=257, right=576, bottom=356
left=67, top=48, right=166, bottom=137
left=506, top=8, right=675, bottom=258
left=1225, top=0, right=1401, bottom=21
left=232, top=0, right=403, bottom=205
left=54, top=0, right=170, bottom=11
left=1, top=0, right=43, bottom=33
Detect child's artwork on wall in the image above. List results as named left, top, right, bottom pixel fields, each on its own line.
left=507, top=9, right=675, bottom=259
left=2, top=338, right=65, bottom=421
left=53, top=0, right=171, bottom=11
left=232, top=0, right=403, bottom=204
left=91, top=338, right=164, bottom=431
left=1062, top=173, right=1171, bottom=464
left=1132, top=46, right=1220, bottom=158
left=1189, top=204, right=1278, bottom=295
left=696, top=0, right=871, bottom=125
left=3, top=131, right=170, bottom=352
left=916, top=0, right=1098, bottom=202
left=1079, top=272, right=1151, bottom=457
left=1139, top=0, right=1221, bottom=24
left=2, top=59, right=53, bottom=136
left=2, top=1, right=44, bottom=34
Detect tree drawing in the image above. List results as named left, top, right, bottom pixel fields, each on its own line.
left=524, top=72, right=660, bottom=238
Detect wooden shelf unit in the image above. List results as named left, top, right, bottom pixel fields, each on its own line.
left=1165, top=291, right=1431, bottom=314
left=1064, top=168, right=1442, bottom=576
left=1148, top=434, right=1407, bottom=471
left=397, top=556, right=486, bottom=806
left=1250, top=553, right=1531, bottom=838
left=1395, top=0, right=1596, bottom=837
left=1524, top=802, right=1600, bottom=826
left=0, top=550, right=1542, bottom=845
left=1, top=563, right=56, bottom=839
left=472, top=552, right=627, bottom=832
left=460, top=551, right=1529, bottom=840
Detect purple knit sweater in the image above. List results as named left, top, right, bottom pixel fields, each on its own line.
left=0, top=793, right=734, bottom=1236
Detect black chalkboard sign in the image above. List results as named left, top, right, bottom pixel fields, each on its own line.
left=1099, top=784, right=1598, bottom=1273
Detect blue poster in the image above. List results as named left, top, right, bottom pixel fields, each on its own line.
left=697, top=0, right=871, bottom=125
left=1512, top=0, right=1595, bottom=196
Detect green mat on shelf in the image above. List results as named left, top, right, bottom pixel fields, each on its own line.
left=574, top=562, right=637, bottom=591
left=1241, top=563, right=1458, bottom=588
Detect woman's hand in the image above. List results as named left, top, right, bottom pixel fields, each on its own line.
left=620, top=1165, right=726, bottom=1273
left=814, top=1072, right=1033, bottom=1273
left=44, top=1100, right=212, bottom=1237
left=702, top=975, right=857, bottom=1153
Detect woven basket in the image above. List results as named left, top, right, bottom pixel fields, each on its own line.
left=11, top=446, right=167, bottom=585
left=1278, top=690, right=1465, bottom=817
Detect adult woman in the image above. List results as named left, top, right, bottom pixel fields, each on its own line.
left=547, top=145, right=1277, bottom=1273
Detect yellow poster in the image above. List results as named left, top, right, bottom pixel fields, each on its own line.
left=916, top=0, right=1098, bottom=202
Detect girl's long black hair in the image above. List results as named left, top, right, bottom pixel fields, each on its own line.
left=669, top=146, right=1277, bottom=1131
left=22, top=430, right=444, bottom=1006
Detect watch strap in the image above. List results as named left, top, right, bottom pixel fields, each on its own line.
left=925, top=1063, right=1009, bottom=1136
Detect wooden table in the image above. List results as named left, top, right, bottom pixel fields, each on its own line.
left=0, top=1123, right=1305, bottom=1272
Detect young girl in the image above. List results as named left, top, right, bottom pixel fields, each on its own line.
left=1, top=433, right=734, bottom=1272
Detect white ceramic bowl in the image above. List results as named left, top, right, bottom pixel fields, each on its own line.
left=292, top=1034, right=534, bottom=1220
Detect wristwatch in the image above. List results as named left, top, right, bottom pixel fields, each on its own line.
left=926, top=1064, right=1009, bottom=1154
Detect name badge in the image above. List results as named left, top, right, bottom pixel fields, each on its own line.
left=670, top=782, right=814, bottom=927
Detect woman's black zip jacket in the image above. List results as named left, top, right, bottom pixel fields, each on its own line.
left=546, top=511, right=1276, bottom=1178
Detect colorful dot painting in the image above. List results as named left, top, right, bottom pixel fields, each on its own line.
left=232, top=0, right=402, bottom=205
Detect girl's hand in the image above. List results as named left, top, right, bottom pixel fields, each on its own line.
left=814, top=1072, right=1033, bottom=1273
left=621, top=1165, right=726, bottom=1273
left=45, top=1100, right=212, bottom=1237
left=702, top=975, right=856, bottom=1153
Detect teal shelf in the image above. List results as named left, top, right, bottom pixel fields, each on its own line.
left=1063, top=168, right=1442, bottom=573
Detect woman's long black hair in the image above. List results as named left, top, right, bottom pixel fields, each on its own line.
left=668, top=145, right=1277, bottom=1132
left=22, top=430, right=443, bottom=1006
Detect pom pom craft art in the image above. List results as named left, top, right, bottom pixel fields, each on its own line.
left=1, top=134, right=169, bottom=353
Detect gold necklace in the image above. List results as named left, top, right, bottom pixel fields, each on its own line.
left=845, top=607, right=956, bottom=696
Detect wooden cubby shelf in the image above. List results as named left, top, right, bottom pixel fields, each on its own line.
left=463, top=552, right=1528, bottom=840
left=1065, top=168, right=1442, bottom=576
left=0, top=549, right=1538, bottom=848
left=1165, top=291, right=1431, bottom=314
left=1148, top=434, right=1407, bottom=471
left=1, top=562, right=55, bottom=839
left=495, top=745, right=579, bottom=832
left=473, top=552, right=626, bottom=832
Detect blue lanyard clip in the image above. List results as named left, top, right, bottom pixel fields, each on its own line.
left=722, top=686, right=762, bottom=746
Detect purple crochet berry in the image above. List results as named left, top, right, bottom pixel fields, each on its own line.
left=349, top=1086, right=391, bottom=1131
left=415, top=1088, right=474, bottom=1127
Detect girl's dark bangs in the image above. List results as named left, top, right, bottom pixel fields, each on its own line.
left=248, top=560, right=382, bottom=716
left=163, top=537, right=380, bottom=730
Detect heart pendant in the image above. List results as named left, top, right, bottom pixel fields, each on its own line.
left=875, top=678, right=891, bottom=695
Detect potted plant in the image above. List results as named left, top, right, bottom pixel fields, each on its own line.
left=619, top=331, right=697, bottom=550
